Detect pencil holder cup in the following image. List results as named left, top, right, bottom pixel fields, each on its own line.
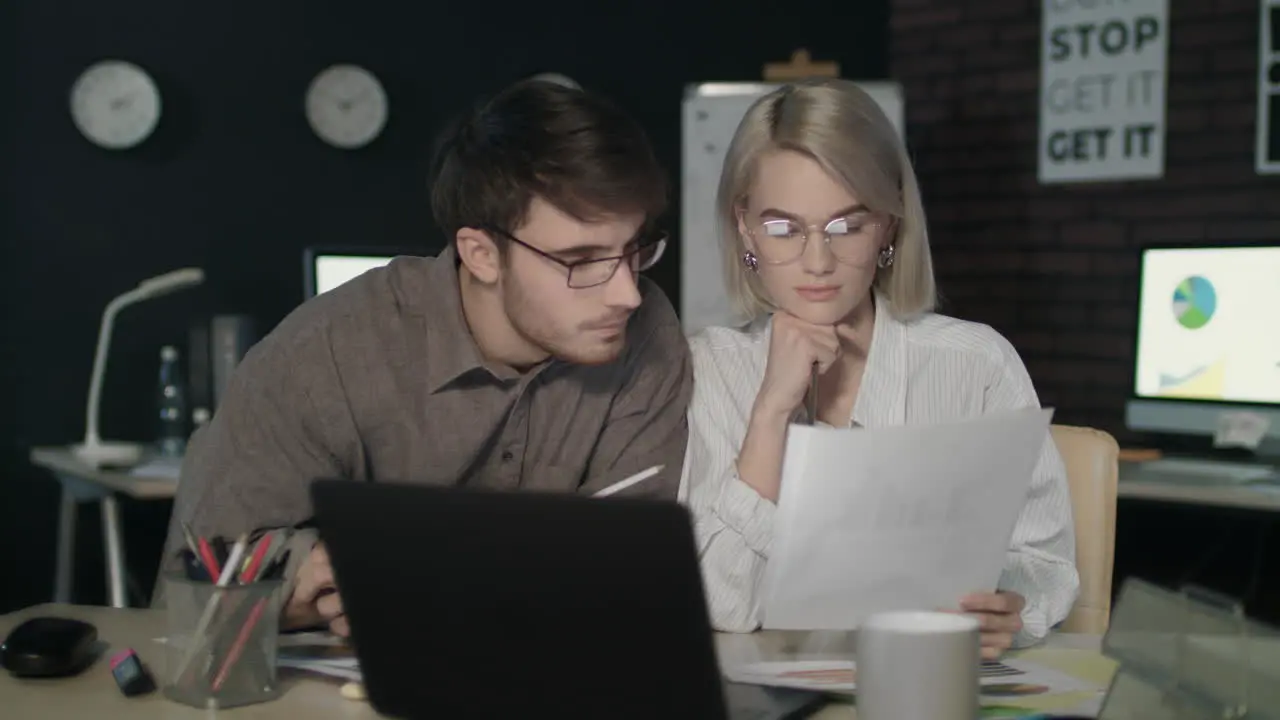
left=161, top=574, right=285, bottom=710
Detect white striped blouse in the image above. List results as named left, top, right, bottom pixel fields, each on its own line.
left=677, top=298, right=1080, bottom=644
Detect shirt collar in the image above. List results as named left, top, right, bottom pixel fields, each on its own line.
left=851, top=291, right=909, bottom=428
left=420, top=244, right=523, bottom=393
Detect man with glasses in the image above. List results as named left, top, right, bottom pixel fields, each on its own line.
left=157, top=79, right=692, bottom=635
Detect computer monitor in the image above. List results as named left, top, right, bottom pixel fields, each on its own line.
left=1126, top=243, right=1280, bottom=456
left=303, top=246, right=414, bottom=299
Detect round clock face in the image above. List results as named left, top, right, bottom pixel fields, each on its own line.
left=69, top=60, right=162, bottom=149
left=531, top=72, right=580, bottom=89
left=305, top=64, right=388, bottom=149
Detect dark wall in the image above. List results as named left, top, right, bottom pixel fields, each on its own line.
left=891, top=0, right=1277, bottom=439
left=891, top=0, right=1280, bottom=621
left=0, top=1, right=890, bottom=611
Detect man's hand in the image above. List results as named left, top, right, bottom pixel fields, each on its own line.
left=282, top=543, right=349, bottom=637
left=958, top=591, right=1025, bottom=660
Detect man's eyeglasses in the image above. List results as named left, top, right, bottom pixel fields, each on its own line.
left=487, top=227, right=668, bottom=289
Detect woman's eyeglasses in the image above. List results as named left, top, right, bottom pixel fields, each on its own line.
left=743, top=214, right=881, bottom=265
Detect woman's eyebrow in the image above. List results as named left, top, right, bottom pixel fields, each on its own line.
left=757, top=204, right=869, bottom=221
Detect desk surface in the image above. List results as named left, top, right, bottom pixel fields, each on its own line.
left=2, top=604, right=381, bottom=719
left=1, top=604, right=1108, bottom=719
left=1119, top=461, right=1280, bottom=512
left=30, top=447, right=178, bottom=499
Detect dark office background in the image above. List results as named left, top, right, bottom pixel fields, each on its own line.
left=892, top=0, right=1280, bottom=622
left=4, top=0, right=1280, bottom=625
left=897, top=0, right=1277, bottom=436
left=0, top=0, right=890, bottom=612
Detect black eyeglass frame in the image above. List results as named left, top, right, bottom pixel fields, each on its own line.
left=485, top=226, right=669, bottom=289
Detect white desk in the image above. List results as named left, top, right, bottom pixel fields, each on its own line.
left=29, top=447, right=179, bottom=609
left=1119, top=461, right=1280, bottom=512
left=1, top=604, right=1111, bottom=719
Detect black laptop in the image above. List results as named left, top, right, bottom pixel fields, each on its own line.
left=310, top=480, right=744, bottom=719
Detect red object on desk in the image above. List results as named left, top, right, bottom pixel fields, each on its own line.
left=208, top=533, right=280, bottom=692
left=239, top=535, right=273, bottom=582
left=197, top=537, right=221, bottom=580
left=210, top=597, right=269, bottom=692
left=109, top=648, right=155, bottom=696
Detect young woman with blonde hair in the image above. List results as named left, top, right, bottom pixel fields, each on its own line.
left=679, top=79, right=1078, bottom=657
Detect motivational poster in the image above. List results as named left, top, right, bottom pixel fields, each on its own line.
left=1039, top=0, right=1169, bottom=183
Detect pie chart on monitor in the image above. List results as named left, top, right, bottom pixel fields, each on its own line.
left=1172, top=275, right=1216, bottom=329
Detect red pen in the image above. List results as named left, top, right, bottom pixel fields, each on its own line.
left=238, top=533, right=273, bottom=583
left=208, top=532, right=282, bottom=692
left=196, top=537, right=221, bottom=580
left=209, top=597, right=268, bottom=692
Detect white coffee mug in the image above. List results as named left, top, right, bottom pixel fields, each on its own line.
left=856, top=610, right=981, bottom=720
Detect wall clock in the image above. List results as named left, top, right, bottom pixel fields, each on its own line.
left=69, top=60, right=162, bottom=150
left=305, top=64, right=388, bottom=149
left=531, top=72, right=581, bottom=90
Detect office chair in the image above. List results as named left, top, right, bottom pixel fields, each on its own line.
left=1051, top=424, right=1120, bottom=634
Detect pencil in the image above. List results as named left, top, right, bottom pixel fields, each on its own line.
left=209, top=595, right=268, bottom=692
left=209, top=532, right=286, bottom=692
left=174, top=533, right=249, bottom=682
left=593, top=465, right=664, bottom=498
left=180, top=522, right=200, bottom=557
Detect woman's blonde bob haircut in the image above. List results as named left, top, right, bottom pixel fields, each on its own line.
left=717, top=78, right=936, bottom=322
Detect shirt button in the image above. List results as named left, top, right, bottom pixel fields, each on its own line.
left=501, top=450, right=514, bottom=462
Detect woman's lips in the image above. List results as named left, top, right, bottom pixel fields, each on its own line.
left=795, top=285, right=840, bottom=301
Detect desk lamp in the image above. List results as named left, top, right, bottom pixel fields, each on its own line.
left=72, top=267, right=206, bottom=468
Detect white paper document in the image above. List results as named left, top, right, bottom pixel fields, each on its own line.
left=277, top=657, right=363, bottom=682
left=276, top=636, right=364, bottom=681
left=720, top=656, right=1092, bottom=697
left=760, top=407, right=1054, bottom=630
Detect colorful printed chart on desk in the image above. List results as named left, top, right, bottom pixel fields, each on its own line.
left=725, top=660, right=856, bottom=693
left=980, top=646, right=1116, bottom=716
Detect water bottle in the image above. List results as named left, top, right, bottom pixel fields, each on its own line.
left=157, top=345, right=188, bottom=457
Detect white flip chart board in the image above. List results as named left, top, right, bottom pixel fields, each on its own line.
left=679, top=81, right=905, bottom=335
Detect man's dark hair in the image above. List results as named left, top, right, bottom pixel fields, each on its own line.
left=430, top=79, right=667, bottom=243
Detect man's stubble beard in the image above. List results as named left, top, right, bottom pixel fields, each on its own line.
left=502, top=273, right=625, bottom=367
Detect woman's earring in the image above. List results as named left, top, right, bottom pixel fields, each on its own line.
left=742, top=251, right=760, bottom=273
left=876, top=244, right=896, bottom=269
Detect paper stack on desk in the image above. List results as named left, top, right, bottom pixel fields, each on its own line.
left=760, top=407, right=1054, bottom=630
left=276, top=634, right=363, bottom=682
left=278, top=654, right=362, bottom=682
left=720, top=656, right=1091, bottom=696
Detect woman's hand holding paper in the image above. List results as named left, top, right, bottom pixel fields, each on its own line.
left=956, top=591, right=1026, bottom=659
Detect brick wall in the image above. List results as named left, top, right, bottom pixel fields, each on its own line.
left=890, top=0, right=1278, bottom=441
